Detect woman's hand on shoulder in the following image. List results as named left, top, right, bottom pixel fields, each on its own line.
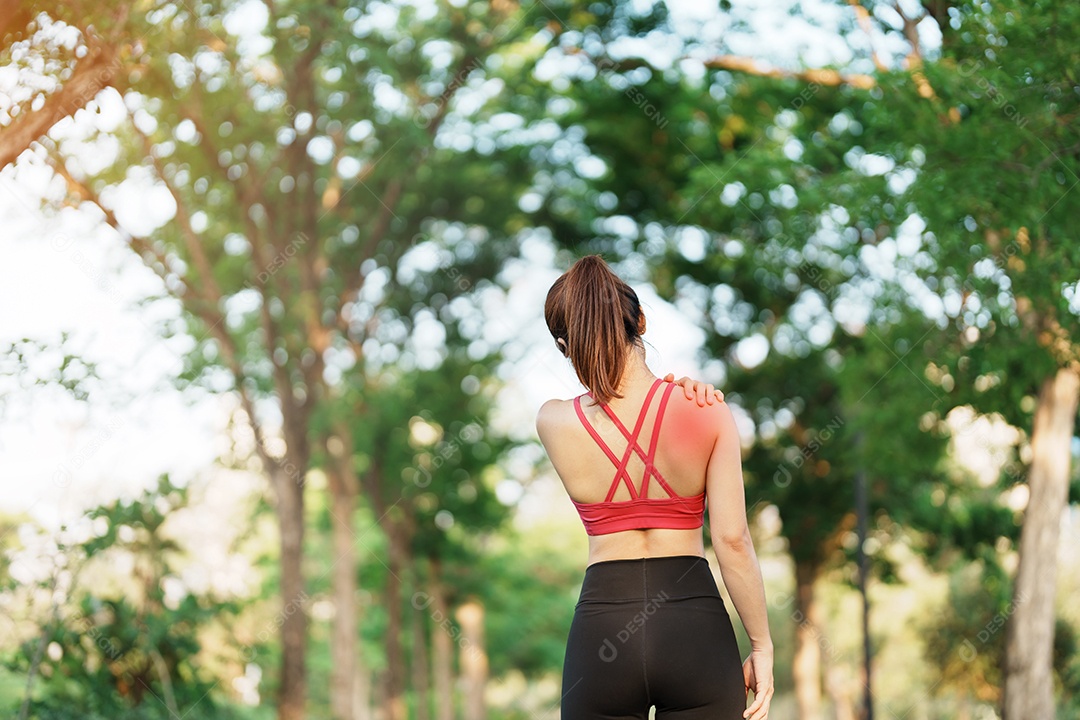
left=664, top=373, right=724, bottom=406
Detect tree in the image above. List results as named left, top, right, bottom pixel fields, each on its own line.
left=2, top=2, right=557, bottom=717
left=530, top=1, right=1079, bottom=716
left=314, top=354, right=514, bottom=719
left=855, top=3, right=1080, bottom=715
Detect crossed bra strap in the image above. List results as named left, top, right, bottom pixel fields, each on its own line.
left=573, top=378, right=679, bottom=502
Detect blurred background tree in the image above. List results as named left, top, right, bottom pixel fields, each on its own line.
left=1, top=1, right=556, bottom=718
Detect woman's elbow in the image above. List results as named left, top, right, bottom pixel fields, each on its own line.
left=712, top=525, right=753, bottom=554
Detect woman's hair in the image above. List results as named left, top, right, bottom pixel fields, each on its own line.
left=544, top=254, right=644, bottom=406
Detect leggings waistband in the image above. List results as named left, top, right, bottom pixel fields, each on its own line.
left=576, top=554, right=721, bottom=605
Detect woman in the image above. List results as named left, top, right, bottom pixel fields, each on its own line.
left=536, top=255, right=774, bottom=720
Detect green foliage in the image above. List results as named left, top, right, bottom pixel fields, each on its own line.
left=0, top=477, right=245, bottom=719
left=460, top=537, right=580, bottom=678
left=0, top=335, right=102, bottom=406
left=921, top=560, right=1080, bottom=709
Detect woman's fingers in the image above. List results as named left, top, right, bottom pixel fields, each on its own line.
left=673, top=375, right=696, bottom=401
left=682, top=377, right=707, bottom=405
left=703, top=383, right=716, bottom=405
left=741, top=658, right=756, bottom=717
left=662, top=373, right=692, bottom=399
left=692, top=383, right=707, bottom=405
left=742, top=659, right=772, bottom=720
left=663, top=373, right=725, bottom=406
left=746, top=684, right=773, bottom=720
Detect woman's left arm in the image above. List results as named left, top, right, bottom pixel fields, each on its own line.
left=663, top=373, right=724, bottom=406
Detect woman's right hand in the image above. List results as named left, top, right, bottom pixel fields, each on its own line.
left=663, top=373, right=724, bottom=405
left=742, top=648, right=774, bottom=719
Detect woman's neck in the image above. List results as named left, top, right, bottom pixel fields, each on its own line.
left=614, top=344, right=655, bottom=395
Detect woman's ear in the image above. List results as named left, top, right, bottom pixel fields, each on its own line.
left=637, top=311, right=646, bottom=335
left=556, top=337, right=568, bottom=355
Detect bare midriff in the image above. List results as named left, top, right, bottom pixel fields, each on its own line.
left=586, top=526, right=707, bottom=567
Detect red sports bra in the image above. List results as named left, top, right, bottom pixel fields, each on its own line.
left=570, top=377, right=706, bottom=536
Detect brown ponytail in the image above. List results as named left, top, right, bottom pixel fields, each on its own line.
left=544, top=255, right=644, bottom=405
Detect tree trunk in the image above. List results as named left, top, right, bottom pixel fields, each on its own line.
left=372, top=668, right=387, bottom=720
left=0, top=13, right=124, bottom=170
left=383, top=518, right=410, bottom=720
left=355, top=662, right=373, bottom=720
left=825, top=665, right=856, bottom=720
left=275, top=464, right=308, bottom=720
left=411, top=558, right=432, bottom=720
left=359, top=460, right=405, bottom=720
left=455, top=598, right=488, bottom=720
left=430, top=557, right=456, bottom=720
left=1002, top=366, right=1080, bottom=720
left=0, top=6, right=34, bottom=43
left=327, top=462, right=358, bottom=720
left=793, top=558, right=823, bottom=720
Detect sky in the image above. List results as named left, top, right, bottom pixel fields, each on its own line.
left=0, top=0, right=945, bottom=530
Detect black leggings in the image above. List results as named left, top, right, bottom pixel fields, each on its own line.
left=561, top=555, right=746, bottom=720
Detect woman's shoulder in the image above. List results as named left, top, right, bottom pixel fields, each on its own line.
left=535, top=396, right=579, bottom=435
left=660, top=384, right=732, bottom=444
